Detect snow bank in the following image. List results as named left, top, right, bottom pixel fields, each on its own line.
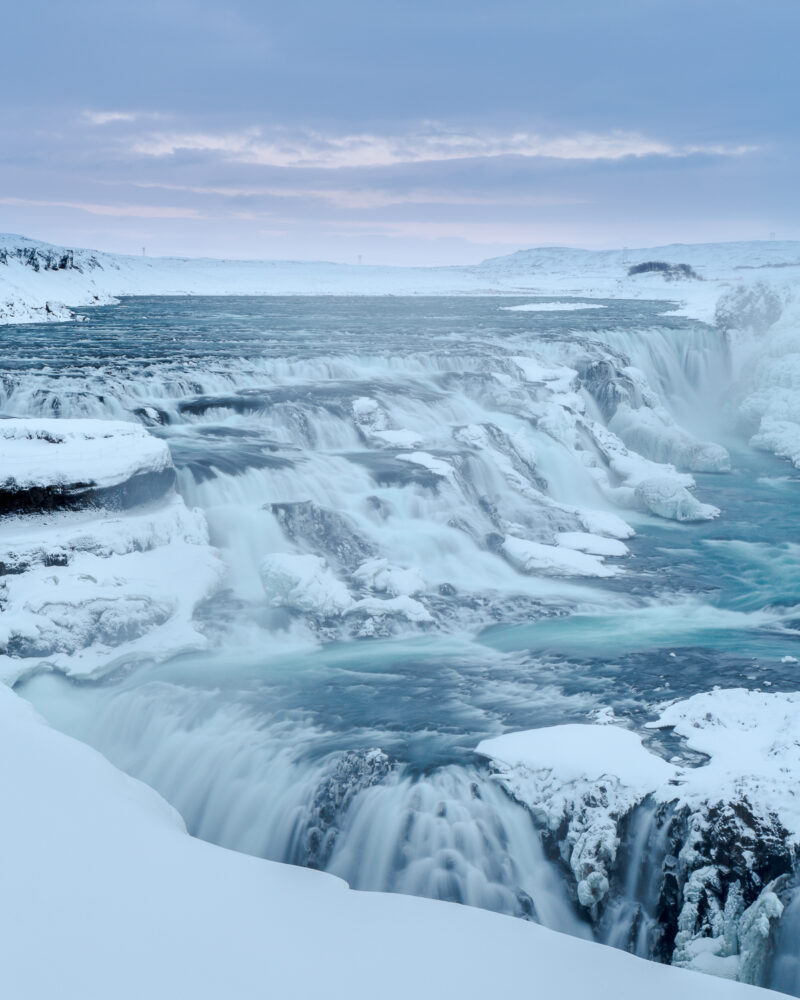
left=478, top=687, right=800, bottom=843
left=0, top=418, right=170, bottom=491
left=647, top=688, right=800, bottom=839
left=478, top=724, right=675, bottom=791
left=500, top=301, right=607, bottom=312
left=0, top=682, right=769, bottom=1000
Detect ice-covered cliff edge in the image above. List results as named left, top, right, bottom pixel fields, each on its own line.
left=477, top=690, right=800, bottom=987
left=0, top=681, right=771, bottom=1000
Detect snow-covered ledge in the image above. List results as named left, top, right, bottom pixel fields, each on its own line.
left=0, top=419, right=223, bottom=684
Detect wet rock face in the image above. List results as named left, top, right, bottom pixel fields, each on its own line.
left=0, top=467, right=176, bottom=516
left=542, top=791, right=794, bottom=982
left=580, top=359, right=638, bottom=422
left=655, top=800, right=793, bottom=976
left=299, top=750, right=393, bottom=869
left=0, top=246, right=101, bottom=273
left=269, top=500, right=377, bottom=573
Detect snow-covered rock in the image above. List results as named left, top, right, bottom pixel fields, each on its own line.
left=501, top=535, right=619, bottom=578
left=476, top=688, right=800, bottom=985
left=635, top=477, right=719, bottom=522
left=0, top=418, right=173, bottom=513
left=0, top=421, right=223, bottom=683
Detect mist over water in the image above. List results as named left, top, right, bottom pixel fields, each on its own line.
left=6, top=295, right=800, bottom=986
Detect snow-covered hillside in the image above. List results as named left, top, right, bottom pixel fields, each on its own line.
left=2, top=231, right=799, bottom=325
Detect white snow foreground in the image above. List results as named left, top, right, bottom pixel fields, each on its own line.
left=477, top=689, right=800, bottom=984
left=0, top=683, right=770, bottom=1000
left=2, top=231, right=799, bottom=326
left=0, top=420, right=223, bottom=684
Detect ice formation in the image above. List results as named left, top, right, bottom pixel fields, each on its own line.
left=0, top=422, right=223, bottom=684
left=477, top=688, right=800, bottom=985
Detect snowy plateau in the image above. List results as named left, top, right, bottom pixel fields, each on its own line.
left=2, top=233, right=800, bottom=998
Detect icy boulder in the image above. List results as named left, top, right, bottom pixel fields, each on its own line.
left=715, top=282, right=783, bottom=335
left=261, top=553, right=353, bottom=616
left=635, top=477, right=719, bottom=522
left=0, top=418, right=173, bottom=514
left=501, top=535, right=620, bottom=578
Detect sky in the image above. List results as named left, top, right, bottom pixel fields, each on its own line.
left=1, top=0, right=798, bottom=264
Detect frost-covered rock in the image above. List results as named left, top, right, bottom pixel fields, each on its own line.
left=300, top=749, right=393, bottom=869
left=0, top=420, right=223, bottom=683
left=635, top=477, right=719, bottom=522
left=715, top=283, right=784, bottom=335
left=0, top=418, right=173, bottom=514
left=476, top=689, right=800, bottom=985
left=477, top=725, right=675, bottom=914
left=261, top=553, right=353, bottom=616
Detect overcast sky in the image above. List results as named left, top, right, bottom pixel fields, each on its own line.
left=2, top=0, right=797, bottom=264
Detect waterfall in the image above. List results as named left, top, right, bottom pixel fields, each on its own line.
left=10, top=294, right=798, bottom=992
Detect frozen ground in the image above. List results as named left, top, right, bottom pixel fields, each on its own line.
left=2, top=231, right=799, bottom=325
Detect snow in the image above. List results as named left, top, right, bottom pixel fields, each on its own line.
left=0, top=681, right=771, bottom=1000
left=0, top=420, right=224, bottom=685
left=396, top=450, right=454, bottom=478
left=260, top=552, right=433, bottom=623
left=477, top=724, right=675, bottom=792
left=2, top=232, right=800, bottom=328
left=475, top=687, right=800, bottom=934
left=500, top=301, right=607, bottom=311
left=478, top=687, right=800, bottom=848
left=557, top=531, right=629, bottom=557
left=0, top=496, right=223, bottom=685
left=502, top=534, right=619, bottom=578
left=647, top=688, right=800, bottom=840
left=476, top=688, right=800, bottom=876
left=0, top=418, right=170, bottom=490
left=261, top=552, right=353, bottom=615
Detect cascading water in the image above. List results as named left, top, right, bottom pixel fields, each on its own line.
left=5, top=294, right=800, bottom=992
